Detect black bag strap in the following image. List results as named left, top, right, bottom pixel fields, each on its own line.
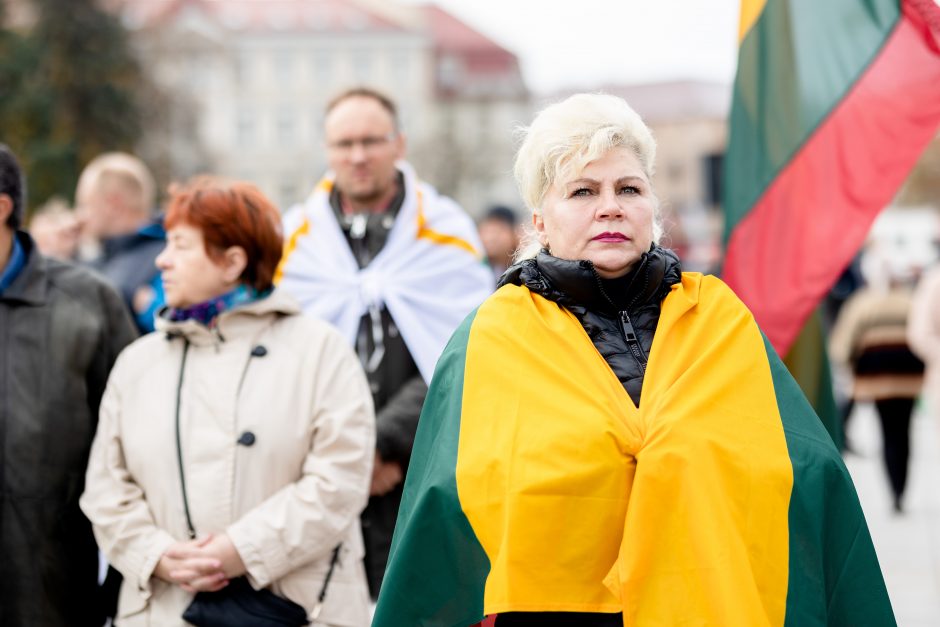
left=175, top=340, right=197, bottom=539
left=173, top=337, right=342, bottom=611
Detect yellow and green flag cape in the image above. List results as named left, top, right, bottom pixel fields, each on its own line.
left=373, top=273, right=894, bottom=626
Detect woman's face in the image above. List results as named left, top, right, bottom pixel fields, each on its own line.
left=535, top=147, right=655, bottom=278
left=156, top=223, right=242, bottom=309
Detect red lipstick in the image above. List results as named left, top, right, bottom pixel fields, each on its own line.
left=591, top=232, right=628, bottom=242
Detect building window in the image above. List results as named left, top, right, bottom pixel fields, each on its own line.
left=276, top=107, right=296, bottom=146
left=391, top=51, right=410, bottom=84
left=438, top=55, right=461, bottom=90
left=312, top=52, right=332, bottom=84
left=237, top=109, right=256, bottom=148
left=274, top=50, right=293, bottom=83
left=702, top=152, right=724, bottom=208
left=279, top=180, right=298, bottom=209
left=236, top=52, right=253, bottom=86
left=352, top=50, right=372, bottom=82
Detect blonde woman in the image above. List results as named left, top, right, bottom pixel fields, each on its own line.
left=374, top=94, right=894, bottom=627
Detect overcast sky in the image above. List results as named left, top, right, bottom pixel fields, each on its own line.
left=403, top=0, right=742, bottom=94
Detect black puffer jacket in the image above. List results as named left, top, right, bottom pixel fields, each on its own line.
left=500, top=246, right=682, bottom=406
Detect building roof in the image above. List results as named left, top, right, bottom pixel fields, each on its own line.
left=120, top=0, right=410, bottom=34
left=423, top=5, right=526, bottom=99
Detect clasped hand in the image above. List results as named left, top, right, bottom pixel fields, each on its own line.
left=154, top=533, right=247, bottom=593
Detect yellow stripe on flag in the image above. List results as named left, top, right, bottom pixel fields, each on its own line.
left=273, top=217, right=310, bottom=285
left=739, top=0, right=768, bottom=43
left=415, top=189, right=480, bottom=257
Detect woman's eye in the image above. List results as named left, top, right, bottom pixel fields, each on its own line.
left=620, top=186, right=640, bottom=195
left=571, top=188, right=592, bottom=197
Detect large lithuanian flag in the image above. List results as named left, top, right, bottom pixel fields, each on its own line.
left=373, top=273, right=894, bottom=626
left=723, top=0, right=940, bottom=355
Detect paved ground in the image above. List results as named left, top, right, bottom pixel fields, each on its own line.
left=843, top=403, right=940, bottom=626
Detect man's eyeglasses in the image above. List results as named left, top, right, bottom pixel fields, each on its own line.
left=328, top=132, right=397, bottom=153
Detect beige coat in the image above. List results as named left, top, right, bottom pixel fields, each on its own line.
left=80, top=291, right=375, bottom=626
left=828, top=285, right=923, bottom=401
left=908, top=266, right=940, bottom=417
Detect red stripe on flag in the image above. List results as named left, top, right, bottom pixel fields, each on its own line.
left=723, top=0, right=940, bottom=355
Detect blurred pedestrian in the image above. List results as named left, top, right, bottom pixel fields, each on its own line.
left=374, top=93, right=894, bottom=627
left=908, top=263, right=940, bottom=422
left=0, top=144, right=137, bottom=626
left=829, top=259, right=925, bottom=512
left=76, top=152, right=165, bottom=333
left=28, top=197, right=81, bottom=260
left=478, top=205, right=521, bottom=279
left=276, top=87, right=493, bottom=600
left=823, top=254, right=866, bottom=453
left=81, top=177, right=375, bottom=626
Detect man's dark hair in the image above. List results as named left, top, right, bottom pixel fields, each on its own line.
left=326, top=87, right=400, bottom=130
left=0, top=144, right=24, bottom=229
left=483, top=205, right=518, bottom=227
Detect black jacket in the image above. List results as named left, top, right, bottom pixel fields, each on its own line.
left=0, top=232, right=137, bottom=627
left=89, top=218, right=165, bottom=333
left=500, top=246, right=682, bottom=406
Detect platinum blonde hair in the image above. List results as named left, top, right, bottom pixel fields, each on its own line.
left=513, top=93, right=662, bottom=260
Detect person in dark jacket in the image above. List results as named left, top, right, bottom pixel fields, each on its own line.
left=373, top=94, right=894, bottom=627
left=0, top=144, right=137, bottom=626
left=76, top=152, right=166, bottom=333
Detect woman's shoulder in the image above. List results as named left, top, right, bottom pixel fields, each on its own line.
left=264, top=311, right=357, bottom=369
left=108, top=330, right=183, bottom=385
left=268, top=309, right=347, bottom=343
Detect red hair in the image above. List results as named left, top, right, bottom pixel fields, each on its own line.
left=165, top=177, right=283, bottom=291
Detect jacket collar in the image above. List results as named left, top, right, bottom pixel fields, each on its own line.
left=100, top=217, right=165, bottom=260
left=500, top=245, right=681, bottom=314
left=155, top=289, right=301, bottom=345
left=0, top=231, right=48, bottom=306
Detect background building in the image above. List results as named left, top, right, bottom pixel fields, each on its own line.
left=117, top=0, right=530, bottom=216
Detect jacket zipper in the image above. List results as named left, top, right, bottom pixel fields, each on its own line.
left=591, top=266, right=649, bottom=374
left=619, top=311, right=648, bottom=374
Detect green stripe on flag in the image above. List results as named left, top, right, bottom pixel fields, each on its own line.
left=724, top=0, right=900, bottom=240
left=374, top=310, right=489, bottom=627
left=762, top=335, right=896, bottom=627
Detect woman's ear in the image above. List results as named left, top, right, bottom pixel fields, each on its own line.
left=221, top=246, right=248, bottom=284
left=532, top=210, right=549, bottom=248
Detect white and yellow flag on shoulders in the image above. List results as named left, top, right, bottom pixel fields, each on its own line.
left=275, top=161, right=495, bottom=383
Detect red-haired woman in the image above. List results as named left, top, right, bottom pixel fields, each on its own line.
left=81, top=177, right=375, bottom=626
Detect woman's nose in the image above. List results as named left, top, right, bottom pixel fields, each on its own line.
left=596, top=190, right=625, bottom=219
left=154, top=248, right=170, bottom=270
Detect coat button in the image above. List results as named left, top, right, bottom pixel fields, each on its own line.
left=250, top=345, right=267, bottom=357
left=237, top=431, right=256, bottom=446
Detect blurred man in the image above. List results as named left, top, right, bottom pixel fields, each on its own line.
left=478, top=204, right=521, bottom=279
left=76, top=152, right=165, bottom=332
left=28, top=197, right=81, bottom=261
left=277, top=87, right=493, bottom=599
left=0, top=144, right=137, bottom=626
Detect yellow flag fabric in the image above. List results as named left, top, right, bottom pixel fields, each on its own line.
left=457, top=273, right=792, bottom=622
